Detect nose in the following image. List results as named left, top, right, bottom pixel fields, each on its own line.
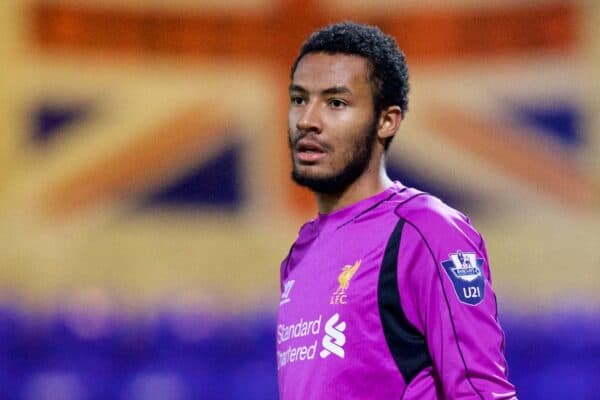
left=296, top=101, right=321, bottom=133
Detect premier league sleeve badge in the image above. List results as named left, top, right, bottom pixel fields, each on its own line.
left=441, top=250, right=485, bottom=306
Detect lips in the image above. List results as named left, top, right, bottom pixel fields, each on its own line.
left=295, top=139, right=327, bottom=163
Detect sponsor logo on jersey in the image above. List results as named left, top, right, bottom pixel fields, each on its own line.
left=441, top=250, right=485, bottom=305
left=279, top=279, right=295, bottom=305
left=320, top=313, right=346, bottom=359
left=330, top=260, right=361, bottom=305
left=276, top=313, right=347, bottom=369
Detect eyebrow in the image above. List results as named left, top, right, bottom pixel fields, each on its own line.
left=288, top=84, right=353, bottom=96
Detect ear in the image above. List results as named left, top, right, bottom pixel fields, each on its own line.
left=376, top=105, right=402, bottom=142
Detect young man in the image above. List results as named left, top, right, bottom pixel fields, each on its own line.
left=277, top=22, right=517, bottom=399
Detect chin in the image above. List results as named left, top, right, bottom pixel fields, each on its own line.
left=292, top=169, right=353, bottom=194
left=293, top=166, right=334, bottom=181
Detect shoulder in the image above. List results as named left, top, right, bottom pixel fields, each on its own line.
left=279, top=219, right=319, bottom=282
left=393, top=190, right=493, bottom=306
left=392, top=189, right=483, bottom=254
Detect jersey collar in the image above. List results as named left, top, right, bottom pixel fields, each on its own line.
left=312, top=181, right=405, bottom=232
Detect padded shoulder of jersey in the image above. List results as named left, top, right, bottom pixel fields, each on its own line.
left=392, top=190, right=482, bottom=252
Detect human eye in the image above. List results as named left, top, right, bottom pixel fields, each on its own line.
left=290, top=95, right=305, bottom=106
left=328, top=98, right=347, bottom=109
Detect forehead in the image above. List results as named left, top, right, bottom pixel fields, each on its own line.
left=292, top=52, right=371, bottom=92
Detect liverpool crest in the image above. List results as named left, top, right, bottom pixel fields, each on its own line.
left=330, top=260, right=361, bottom=305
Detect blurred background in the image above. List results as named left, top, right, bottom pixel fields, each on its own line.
left=0, top=0, right=599, bottom=399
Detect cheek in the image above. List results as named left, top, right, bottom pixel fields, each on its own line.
left=288, top=107, right=301, bottom=129
left=327, top=137, right=355, bottom=168
left=287, top=115, right=297, bottom=143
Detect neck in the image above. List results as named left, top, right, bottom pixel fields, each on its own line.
left=316, top=157, right=393, bottom=214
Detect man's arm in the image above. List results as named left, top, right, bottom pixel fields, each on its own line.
left=398, top=219, right=517, bottom=399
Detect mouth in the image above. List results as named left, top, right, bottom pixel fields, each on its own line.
left=294, top=140, right=327, bottom=163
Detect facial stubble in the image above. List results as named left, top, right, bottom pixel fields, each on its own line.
left=289, top=119, right=378, bottom=194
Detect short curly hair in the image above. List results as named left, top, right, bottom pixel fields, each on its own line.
left=291, top=22, right=409, bottom=149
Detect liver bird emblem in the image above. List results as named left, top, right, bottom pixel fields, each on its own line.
left=335, top=260, right=362, bottom=294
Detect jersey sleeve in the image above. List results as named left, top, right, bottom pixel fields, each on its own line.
left=398, top=218, right=517, bottom=399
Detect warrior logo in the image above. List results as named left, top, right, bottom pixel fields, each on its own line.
left=320, top=313, right=346, bottom=359
left=330, top=260, right=361, bottom=305
left=280, top=280, right=295, bottom=305
left=441, top=250, right=485, bottom=306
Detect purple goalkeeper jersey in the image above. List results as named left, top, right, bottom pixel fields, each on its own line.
left=277, top=183, right=517, bottom=399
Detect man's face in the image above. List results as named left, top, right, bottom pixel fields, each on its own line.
left=288, top=52, right=378, bottom=194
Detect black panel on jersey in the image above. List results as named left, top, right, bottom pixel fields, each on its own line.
left=378, top=219, right=432, bottom=384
